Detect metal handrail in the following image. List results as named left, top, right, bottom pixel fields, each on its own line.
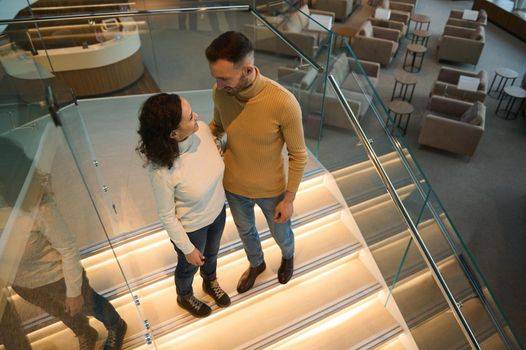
left=327, top=75, right=481, bottom=349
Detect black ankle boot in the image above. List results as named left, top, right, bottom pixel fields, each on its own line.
left=237, top=261, right=266, bottom=293
left=278, top=256, right=294, bottom=284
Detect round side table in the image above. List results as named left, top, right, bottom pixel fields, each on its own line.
left=496, top=86, right=526, bottom=120
left=387, top=100, right=414, bottom=135
left=411, top=29, right=431, bottom=47
left=488, top=68, right=519, bottom=99
left=403, top=44, right=427, bottom=73
left=407, top=13, right=431, bottom=39
left=391, top=71, right=418, bottom=102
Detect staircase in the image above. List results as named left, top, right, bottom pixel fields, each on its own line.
left=9, top=145, right=511, bottom=349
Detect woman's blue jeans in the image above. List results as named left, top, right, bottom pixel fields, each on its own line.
left=226, top=191, right=294, bottom=268
left=173, top=206, right=226, bottom=298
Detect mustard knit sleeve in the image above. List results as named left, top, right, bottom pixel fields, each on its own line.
left=280, top=96, right=307, bottom=193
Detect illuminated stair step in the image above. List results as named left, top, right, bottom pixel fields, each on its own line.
left=21, top=210, right=362, bottom=348
left=152, top=254, right=379, bottom=349
left=370, top=219, right=452, bottom=284
left=351, top=184, right=417, bottom=245
left=82, top=173, right=339, bottom=293
left=410, top=297, right=506, bottom=350
left=267, top=294, right=400, bottom=350
left=374, top=337, right=409, bottom=350
left=332, top=152, right=414, bottom=206
left=392, top=256, right=475, bottom=328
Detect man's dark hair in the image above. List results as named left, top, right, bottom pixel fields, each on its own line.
left=205, top=31, right=254, bottom=64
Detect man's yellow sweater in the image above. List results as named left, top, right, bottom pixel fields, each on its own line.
left=210, top=68, right=307, bottom=198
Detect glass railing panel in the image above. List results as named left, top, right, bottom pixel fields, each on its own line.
left=321, top=58, right=521, bottom=347
left=248, top=0, right=332, bottom=69
left=328, top=38, right=522, bottom=348
left=423, top=190, right=523, bottom=349
left=389, top=199, right=511, bottom=348
left=8, top=7, right=331, bottom=348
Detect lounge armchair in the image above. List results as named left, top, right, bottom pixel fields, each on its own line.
left=369, top=17, right=406, bottom=40
left=431, top=67, right=488, bottom=103
left=447, top=9, right=488, bottom=29
left=350, top=20, right=399, bottom=66
left=277, top=66, right=364, bottom=130
left=418, top=95, right=485, bottom=157
left=243, top=5, right=335, bottom=58
left=437, top=25, right=485, bottom=65
left=378, top=0, right=412, bottom=24
left=329, top=52, right=381, bottom=91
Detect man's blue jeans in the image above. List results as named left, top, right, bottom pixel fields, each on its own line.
left=173, top=206, right=226, bottom=298
left=226, top=191, right=294, bottom=267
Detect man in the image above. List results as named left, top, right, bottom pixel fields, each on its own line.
left=205, top=31, right=307, bottom=293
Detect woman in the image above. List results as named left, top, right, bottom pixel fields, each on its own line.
left=137, top=93, right=230, bottom=318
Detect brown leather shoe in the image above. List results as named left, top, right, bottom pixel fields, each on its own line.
left=278, top=257, right=294, bottom=284
left=237, top=261, right=266, bottom=293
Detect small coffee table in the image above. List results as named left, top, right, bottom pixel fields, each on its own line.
left=488, top=68, right=519, bottom=99
left=403, top=44, right=427, bottom=73
left=387, top=100, right=414, bottom=135
left=407, top=13, right=431, bottom=39
left=496, top=86, right=526, bottom=120
left=411, top=29, right=431, bottom=47
left=391, top=71, right=418, bottom=102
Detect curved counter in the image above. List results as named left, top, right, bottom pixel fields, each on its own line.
left=2, top=21, right=145, bottom=97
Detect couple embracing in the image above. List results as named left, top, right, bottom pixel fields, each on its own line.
left=137, top=31, right=307, bottom=318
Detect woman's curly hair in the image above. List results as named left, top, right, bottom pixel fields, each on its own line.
left=137, top=93, right=182, bottom=169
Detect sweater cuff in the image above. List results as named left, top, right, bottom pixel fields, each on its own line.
left=178, top=241, right=196, bottom=255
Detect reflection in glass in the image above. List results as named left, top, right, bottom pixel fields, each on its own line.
left=0, top=137, right=127, bottom=350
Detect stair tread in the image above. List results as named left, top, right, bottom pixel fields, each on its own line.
left=154, top=255, right=378, bottom=349
left=21, top=211, right=362, bottom=346
left=82, top=173, right=340, bottom=294
left=371, top=220, right=452, bottom=282
left=411, top=297, right=503, bottom=350
left=333, top=152, right=412, bottom=205
left=267, top=297, right=400, bottom=350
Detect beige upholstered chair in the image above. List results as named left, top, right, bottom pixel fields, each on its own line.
left=277, top=66, right=363, bottom=130
left=350, top=20, right=399, bottom=66
left=437, top=25, right=485, bottom=65
left=431, top=67, right=488, bottom=103
left=329, top=53, right=381, bottom=90
left=243, top=5, right=335, bottom=58
left=447, top=9, right=488, bottom=29
left=368, top=17, right=406, bottom=40
left=378, top=0, right=412, bottom=24
left=418, top=96, right=485, bottom=157
left=315, top=0, right=354, bottom=21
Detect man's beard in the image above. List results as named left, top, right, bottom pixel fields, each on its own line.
left=226, top=73, right=251, bottom=95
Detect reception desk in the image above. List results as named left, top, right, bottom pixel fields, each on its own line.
left=473, top=0, right=526, bottom=41
left=1, top=19, right=144, bottom=97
